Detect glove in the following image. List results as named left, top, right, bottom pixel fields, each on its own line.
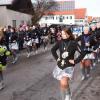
left=56, top=58, right=61, bottom=67
left=57, top=58, right=65, bottom=69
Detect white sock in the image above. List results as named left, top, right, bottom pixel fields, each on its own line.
left=65, top=88, right=71, bottom=100
left=60, top=88, right=71, bottom=100
left=65, top=94, right=71, bottom=100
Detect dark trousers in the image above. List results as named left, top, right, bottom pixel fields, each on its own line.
left=0, top=71, right=3, bottom=82
left=82, top=66, right=90, bottom=77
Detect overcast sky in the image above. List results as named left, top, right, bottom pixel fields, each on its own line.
left=31, top=0, right=100, bottom=17
left=75, top=0, right=100, bottom=17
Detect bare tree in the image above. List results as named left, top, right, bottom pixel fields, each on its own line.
left=9, top=0, right=57, bottom=25
left=31, top=0, right=57, bottom=25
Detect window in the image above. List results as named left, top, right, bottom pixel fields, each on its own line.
left=12, top=20, right=16, bottom=28
left=59, top=17, right=63, bottom=22
left=62, top=16, right=64, bottom=19
left=52, top=16, right=54, bottom=20
left=80, top=20, right=83, bottom=22
left=66, top=16, right=69, bottom=19
left=49, top=16, right=54, bottom=20
left=70, top=16, right=72, bottom=19
left=21, top=20, right=24, bottom=24
left=45, top=17, right=48, bottom=20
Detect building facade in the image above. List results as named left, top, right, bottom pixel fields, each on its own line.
left=0, top=0, right=32, bottom=28
left=39, top=0, right=75, bottom=25
left=39, top=11, right=75, bottom=25
left=39, top=0, right=86, bottom=26
left=0, top=6, right=32, bottom=27
left=39, top=9, right=86, bottom=26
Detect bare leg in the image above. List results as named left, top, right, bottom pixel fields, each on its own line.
left=60, top=77, right=71, bottom=100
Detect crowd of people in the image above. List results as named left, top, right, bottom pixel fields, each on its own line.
left=51, top=22, right=100, bottom=100
left=0, top=24, right=60, bottom=90
left=0, top=22, right=100, bottom=100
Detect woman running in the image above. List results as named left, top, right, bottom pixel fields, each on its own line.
left=51, top=28, right=86, bottom=100
left=76, top=26, right=98, bottom=80
left=9, top=28, right=19, bottom=63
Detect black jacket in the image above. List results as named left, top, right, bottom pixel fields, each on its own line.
left=95, top=28, right=100, bottom=42
left=51, top=39, right=86, bottom=69
left=76, top=32, right=99, bottom=52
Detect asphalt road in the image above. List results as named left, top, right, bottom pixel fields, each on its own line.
left=0, top=50, right=100, bottom=100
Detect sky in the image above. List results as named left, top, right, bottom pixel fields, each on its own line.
left=75, top=0, right=100, bottom=17
left=31, top=0, right=100, bottom=17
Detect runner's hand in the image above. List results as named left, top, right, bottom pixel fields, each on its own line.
left=69, top=60, right=75, bottom=64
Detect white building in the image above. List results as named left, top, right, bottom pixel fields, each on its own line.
left=39, top=14, right=75, bottom=25
left=39, top=8, right=86, bottom=26
left=39, top=0, right=87, bottom=26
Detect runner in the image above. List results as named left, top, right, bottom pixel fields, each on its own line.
left=51, top=28, right=86, bottom=100
left=95, top=22, right=100, bottom=62
left=90, top=23, right=98, bottom=67
left=24, top=26, right=33, bottom=58
left=76, top=26, right=98, bottom=80
left=9, top=28, right=19, bottom=63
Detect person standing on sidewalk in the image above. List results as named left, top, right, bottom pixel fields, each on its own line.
left=51, top=28, right=86, bottom=100
left=0, top=27, right=10, bottom=90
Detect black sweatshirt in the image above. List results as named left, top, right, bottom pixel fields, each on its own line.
left=95, top=28, right=100, bottom=43
left=76, top=32, right=99, bottom=52
left=51, top=39, right=86, bottom=69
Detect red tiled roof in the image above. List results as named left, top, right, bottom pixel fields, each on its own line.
left=44, top=8, right=86, bottom=19
left=45, top=10, right=74, bottom=15
left=74, top=8, right=86, bottom=19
